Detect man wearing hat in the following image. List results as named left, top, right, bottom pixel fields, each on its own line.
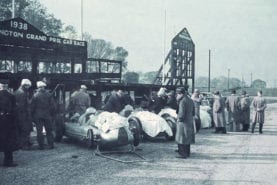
left=212, top=91, right=227, bottom=134
left=175, top=87, right=195, bottom=158
left=30, top=81, right=56, bottom=150
left=225, top=90, right=240, bottom=131
left=240, top=91, right=251, bottom=131
left=68, top=85, right=91, bottom=115
left=14, top=79, right=33, bottom=150
left=0, top=83, right=19, bottom=167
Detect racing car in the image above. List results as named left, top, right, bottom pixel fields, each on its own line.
left=55, top=107, right=141, bottom=149
left=127, top=109, right=176, bottom=141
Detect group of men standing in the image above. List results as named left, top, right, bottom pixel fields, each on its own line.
left=213, top=89, right=267, bottom=134
left=0, top=79, right=56, bottom=167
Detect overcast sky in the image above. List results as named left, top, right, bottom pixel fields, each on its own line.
left=40, top=0, right=277, bottom=87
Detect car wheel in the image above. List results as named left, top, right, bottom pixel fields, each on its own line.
left=54, top=116, right=65, bottom=142
left=165, top=117, right=176, bottom=141
left=86, top=129, right=94, bottom=148
left=128, top=117, right=142, bottom=146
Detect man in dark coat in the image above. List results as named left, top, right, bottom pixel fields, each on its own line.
left=225, top=90, right=240, bottom=131
left=14, top=79, right=33, bottom=150
left=0, top=83, right=19, bottom=167
left=150, top=87, right=168, bottom=114
left=103, top=89, right=125, bottom=113
left=175, top=87, right=195, bottom=159
left=31, top=81, right=56, bottom=150
left=68, top=85, right=91, bottom=116
left=251, top=90, right=267, bottom=134
left=240, top=91, right=251, bottom=131
left=212, top=91, right=227, bottom=134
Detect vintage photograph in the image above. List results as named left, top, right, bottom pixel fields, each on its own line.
left=0, top=0, right=277, bottom=184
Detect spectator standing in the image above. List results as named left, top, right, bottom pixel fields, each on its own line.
left=68, top=85, right=91, bottom=115
left=225, top=90, right=240, bottom=131
left=212, top=91, right=227, bottom=134
left=175, top=87, right=195, bottom=159
left=31, top=81, right=56, bottom=150
left=251, top=90, right=267, bottom=134
left=191, top=89, right=202, bottom=132
left=240, top=91, right=251, bottom=131
left=0, top=83, right=19, bottom=167
left=14, top=79, right=33, bottom=150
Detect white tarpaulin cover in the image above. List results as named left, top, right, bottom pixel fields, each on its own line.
left=94, top=112, right=128, bottom=133
left=129, top=111, right=173, bottom=137
left=159, top=107, right=212, bottom=129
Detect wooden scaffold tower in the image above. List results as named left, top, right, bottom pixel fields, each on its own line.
left=153, top=28, right=195, bottom=91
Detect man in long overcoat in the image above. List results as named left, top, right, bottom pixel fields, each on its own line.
left=31, top=81, right=56, bottom=150
left=175, top=87, right=195, bottom=158
left=212, top=91, right=227, bottom=134
left=14, top=79, right=33, bottom=150
left=251, top=90, right=267, bottom=134
left=225, top=90, right=240, bottom=131
left=0, top=83, right=19, bottom=167
left=240, top=91, right=251, bottom=131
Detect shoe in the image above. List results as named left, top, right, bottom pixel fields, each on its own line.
left=175, top=155, right=187, bottom=159
left=175, top=150, right=179, bottom=153
left=38, top=146, right=44, bottom=150
left=4, top=163, right=18, bottom=167
left=46, top=145, right=54, bottom=149
left=21, top=146, right=31, bottom=151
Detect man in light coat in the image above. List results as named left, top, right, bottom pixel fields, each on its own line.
left=240, top=91, right=251, bottom=131
left=225, top=90, right=240, bottom=131
left=251, top=90, right=267, bottom=134
left=191, top=89, right=202, bottom=133
left=212, top=91, right=227, bottom=134
left=14, top=79, right=33, bottom=150
left=175, top=87, right=195, bottom=159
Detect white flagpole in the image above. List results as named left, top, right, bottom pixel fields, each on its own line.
left=12, top=0, right=15, bottom=18
left=81, top=0, right=84, bottom=40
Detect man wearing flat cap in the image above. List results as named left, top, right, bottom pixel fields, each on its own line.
left=175, top=86, right=195, bottom=158
left=240, top=91, right=251, bottom=131
left=68, top=84, right=91, bottom=116
left=14, top=79, right=33, bottom=150
left=30, top=81, right=56, bottom=150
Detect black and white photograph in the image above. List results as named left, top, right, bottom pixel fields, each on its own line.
left=0, top=0, right=277, bottom=184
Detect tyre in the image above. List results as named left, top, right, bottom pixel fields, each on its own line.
left=165, top=117, right=176, bottom=141
left=128, top=117, right=142, bottom=146
left=86, top=129, right=94, bottom=148
left=54, top=116, right=65, bottom=142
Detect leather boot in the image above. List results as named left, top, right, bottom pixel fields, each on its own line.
left=186, top=145, right=191, bottom=157
left=213, top=127, right=220, bottom=133
left=259, top=123, right=263, bottom=134
left=251, top=122, right=256, bottom=133
left=221, top=127, right=227, bottom=134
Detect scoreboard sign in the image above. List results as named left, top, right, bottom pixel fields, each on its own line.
left=0, top=17, right=86, bottom=53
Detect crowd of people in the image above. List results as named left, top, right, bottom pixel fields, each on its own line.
left=0, top=79, right=267, bottom=166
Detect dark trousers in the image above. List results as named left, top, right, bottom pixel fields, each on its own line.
left=3, top=150, right=13, bottom=165
left=178, top=144, right=190, bottom=158
left=35, top=118, right=54, bottom=148
left=252, top=122, right=263, bottom=133
left=195, top=117, right=201, bottom=133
